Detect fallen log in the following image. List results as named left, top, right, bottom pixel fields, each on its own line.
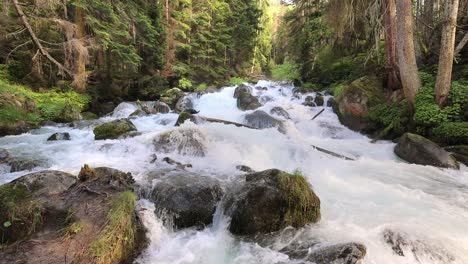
left=203, top=117, right=257, bottom=129
left=312, top=109, right=325, bottom=120
left=311, top=145, right=355, bottom=161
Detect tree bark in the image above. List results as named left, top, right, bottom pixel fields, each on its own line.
left=454, top=33, right=468, bottom=59
left=383, top=0, right=401, bottom=91
left=396, top=0, right=421, bottom=109
left=12, top=0, right=73, bottom=77
left=435, top=0, right=459, bottom=106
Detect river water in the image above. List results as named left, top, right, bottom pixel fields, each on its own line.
left=0, top=81, right=467, bottom=264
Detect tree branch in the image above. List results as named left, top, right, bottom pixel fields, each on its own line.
left=454, top=32, right=468, bottom=61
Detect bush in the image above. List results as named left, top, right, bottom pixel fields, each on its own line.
left=194, top=83, right=208, bottom=92
left=432, top=122, right=468, bottom=145
left=271, top=60, right=301, bottom=81
left=368, top=101, right=409, bottom=138
left=178, top=78, right=193, bottom=91
left=228, top=77, right=247, bottom=86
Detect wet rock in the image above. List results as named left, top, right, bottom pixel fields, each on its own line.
left=234, top=84, right=253, bottom=99
left=244, top=110, right=286, bottom=134
left=161, top=88, right=184, bottom=106
left=175, top=112, right=204, bottom=126
left=0, top=148, right=10, bottom=161
left=395, top=133, right=459, bottom=169
left=327, top=97, right=337, bottom=108
left=224, top=169, right=321, bottom=235
left=149, top=154, right=158, bottom=163
left=237, top=92, right=261, bottom=111
left=382, top=229, right=455, bottom=262
left=260, top=95, right=274, bottom=104
left=80, top=111, right=98, bottom=120
left=335, top=75, right=384, bottom=132
left=281, top=242, right=367, bottom=264
left=255, top=86, right=268, bottom=91
left=100, top=101, right=117, bottom=115
left=8, top=159, right=40, bottom=172
left=236, top=165, right=255, bottom=173
left=130, top=109, right=148, bottom=118
left=315, top=95, right=324, bottom=106
left=118, top=131, right=143, bottom=139
left=0, top=165, right=144, bottom=264
left=162, top=157, right=193, bottom=169
left=47, top=132, right=71, bottom=141
left=0, top=121, right=36, bottom=137
left=154, top=127, right=207, bottom=157
left=302, top=96, right=316, bottom=107
left=175, top=94, right=195, bottom=113
left=270, top=107, right=291, bottom=119
left=148, top=101, right=171, bottom=114
left=53, top=103, right=82, bottom=123
left=150, top=172, right=223, bottom=229
left=71, top=119, right=104, bottom=129
left=93, top=118, right=137, bottom=140
left=445, top=145, right=468, bottom=166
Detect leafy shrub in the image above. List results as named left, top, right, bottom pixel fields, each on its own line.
left=271, top=60, right=301, bottom=81
left=432, top=122, right=468, bottom=145
left=194, top=83, right=208, bottom=92
left=228, top=77, right=247, bottom=86
left=368, top=101, right=409, bottom=138
left=178, top=78, right=193, bottom=91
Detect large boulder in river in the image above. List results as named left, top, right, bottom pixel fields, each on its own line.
left=175, top=94, right=195, bottom=113
left=224, top=169, right=321, bottom=235
left=154, top=127, right=207, bottom=157
left=233, top=84, right=252, bottom=99
left=395, top=133, right=459, bottom=169
left=281, top=242, right=367, bottom=264
left=0, top=165, right=144, bottom=264
left=150, top=172, right=223, bottom=229
left=93, top=118, right=137, bottom=140
left=245, top=110, right=286, bottom=134
left=335, top=75, right=384, bottom=132
left=237, top=92, right=261, bottom=111
left=270, top=106, right=291, bottom=119
left=47, top=132, right=71, bottom=141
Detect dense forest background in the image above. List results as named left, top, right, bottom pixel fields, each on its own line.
left=0, top=0, right=467, bottom=142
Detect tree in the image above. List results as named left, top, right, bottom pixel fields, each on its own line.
left=383, top=0, right=401, bottom=91
left=396, top=0, right=421, bottom=108
left=435, top=0, right=460, bottom=106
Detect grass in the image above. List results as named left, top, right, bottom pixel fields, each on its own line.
left=278, top=169, right=321, bottom=227
left=88, top=191, right=136, bottom=264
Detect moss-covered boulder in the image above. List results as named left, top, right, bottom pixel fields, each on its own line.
left=281, top=242, right=367, bottom=264
left=445, top=145, right=468, bottom=166
left=93, top=119, right=137, bottom=140
left=150, top=172, right=223, bottom=229
left=395, top=133, right=459, bottom=169
left=237, top=92, right=261, bottom=111
left=0, top=166, right=145, bottom=264
left=335, top=75, right=384, bottom=132
left=47, top=132, right=71, bottom=141
left=175, top=112, right=197, bottom=126
left=224, top=169, right=321, bottom=235
left=233, top=84, right=252, bottom=99
left=244, top=110, right=286, bottom=134
left=0, top=171, right=76, bottom=244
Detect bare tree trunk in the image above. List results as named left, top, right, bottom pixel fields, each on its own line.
left=435, top=0, right=459, bottom=106
left=454, top=33, right=468, bottom=59
left=396, top=0, right=421, bottom=109
left=12, top=0, right=73, bottom=77
left=383, top=0, right=401, bottom=91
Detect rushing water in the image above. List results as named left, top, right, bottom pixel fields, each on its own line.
left=0, top=81, right=467, bottom=264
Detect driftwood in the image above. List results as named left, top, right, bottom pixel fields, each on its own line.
left=312, top=109, right=326, bottom=120
left=311, top=145, right=355, bottom=161
left=12, top=0, right=73, bottom=77
left=202, top=117, right=257, bottom=129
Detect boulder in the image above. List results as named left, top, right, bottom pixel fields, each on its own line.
left=154, top=127, right=207, bottom=157
left=0, top=148, right=10, bottom=161
left=270, top=107, right=291, bottom=119
left=234, top=84, right=253, bottom=99
left=315, top=95, right=324, bottom=106
left=53, top=103, right=82, bottom=123
left=237, top=92, right=261, bottom=111
left=129, top=109, right=148, bottom=118
left=281, top=242, right=367, bottom=264
left=326, top=97, right=336, bottom=108
left=0, top=121, right=36, bottom=137
left=395, top=133, right=459, bottom=169
left=80, top=112, right=98, bottom=120
left=175, top=94, right=195, bottom=113
left=335, top=75, right=384, bottom=132
left=93, top=119, right=137, bottom=140
left=0, top=165, right=144, bottom=264
left=445, top=145, right=468, bottom=166
left=148, top=101, right=171, bottom=114
left=236, top=165, right=255, bottom=173
left=175, top=112, right=202, bottom=126
left=161, top=88, right=184, bottom=106
left=150, top=172, right=223, bottom=229
left=224, top=169, right=320, bottom=235
left=47, top=132, right=71, bottom=141
left=8, top=159, right=40, bottom=172
left=244, top=110, right=286, bottom=134
left=162, top=157, right=193, bottom=170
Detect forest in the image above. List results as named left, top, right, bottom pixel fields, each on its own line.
left=0, top=0, right=468, bottom=264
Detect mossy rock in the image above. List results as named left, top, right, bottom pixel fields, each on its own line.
left=237, top=92, right=261, bottom=111
left=335, top=75, right=384, bottom=132
left=81, top=112, right=98, bottom=120
left=224, top=169, right=320, bottom=235
left=93, top=119, right=137, bottom=140
left=175, top=112, right=196, bottom=126
left=395, top=133, right=459, bottom=169
left=445, top=145, right=468, bottom=166
left=52, top=102, right=82, bottom=123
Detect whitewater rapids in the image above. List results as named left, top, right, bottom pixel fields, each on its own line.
left=0, top=80, right=467, bottom=264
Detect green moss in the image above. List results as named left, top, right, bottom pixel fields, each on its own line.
left=278, top=169, right=320, bottom=227
left=0, top=183, right=45, bottom=244
left=228, top=77, right=247, bottom=86
left=179, top=78, right=193, bottom=91
left=88, top=191, right=136, bottom=264
left=194, top=83, right=208, bottom=92
left=93, top=119, right=136, bottom=140
left=368, top=101, right=409, bottom=139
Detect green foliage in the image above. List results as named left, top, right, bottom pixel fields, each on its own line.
left=271, top=60, right=301, bottom=81
left=368, top=101, right=409, bottom=138
left=194, top=83, right=209, bottom=92
left=178, top=78, right=193, bottom=91
left=432, top=122, right=468, bottom=145
left=88, top=191, right=136, bottom=264
left=228, top=77, right=247, bottom=86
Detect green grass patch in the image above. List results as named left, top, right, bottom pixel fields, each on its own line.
left=88, top=191, right=136, bottom=264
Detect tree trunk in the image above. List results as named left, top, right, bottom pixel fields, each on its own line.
left=12, top=0, right=73, bottom=77
left=395, top=0, right=421, bottom=109
left=383, top=0, right=401, bottom=91
left=454, top=33, right=468, bottom=59
left=435, top=0, right=459, bottom=106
